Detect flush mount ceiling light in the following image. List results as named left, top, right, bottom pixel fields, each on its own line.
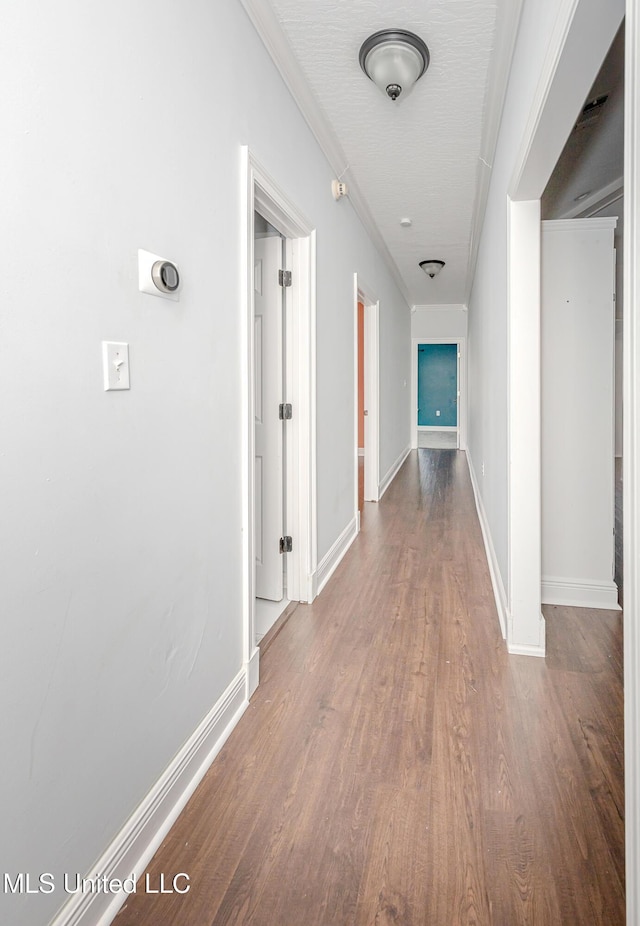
left=359, top=29, right=430, bottom=102
left=419, top=259, right=445, bottom=278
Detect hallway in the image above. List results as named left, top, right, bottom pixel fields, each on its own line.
left=115, top=450, right=624, bottom=926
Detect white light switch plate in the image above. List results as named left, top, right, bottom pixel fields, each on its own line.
left=103, top=342, right=130, bottom=391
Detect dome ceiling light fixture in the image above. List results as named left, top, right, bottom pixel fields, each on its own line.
left=359, top=29, right=430, bottom=102
left=419, top=259, right=445, bottom=278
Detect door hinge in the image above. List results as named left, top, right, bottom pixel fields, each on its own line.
left=279, top=535, right=293, bottom=553
left=279, top=269, right=292, bottom=287
left=279, top=403, right=293, bottom=420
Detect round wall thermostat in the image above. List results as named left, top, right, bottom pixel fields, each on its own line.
left=151, top=260, right=180, bottom=294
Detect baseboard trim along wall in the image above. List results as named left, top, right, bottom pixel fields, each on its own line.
left=49, top=671, right=249, bottom=926
left=507, top=641, right=547, bottom=657
left=466, top=454, right=509, bottom=641
left=379, top=445, right=411, bottom=500
left=315, top=515, right=358, bottom=596
left=542, top=576, right=621, bottom=611
left=246, top=646, right=260, bottom=699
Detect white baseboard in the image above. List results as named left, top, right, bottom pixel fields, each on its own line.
left=379, top=445, right=411, bottom=500
left=507, top=640, right=546, bottom=657
left=315, top=515, right=358, bottom=596
left=246, top=646, right=260, bottom=698
left=466, top=454, right=508, bottom=640
left=49, top=671, right=248, bottom=926
left=542, top=576, right=621, bottom=611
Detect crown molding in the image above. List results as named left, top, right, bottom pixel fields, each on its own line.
left=238, top=0, right=411, bottom=306
left=541, top=216, right=618, bottom=231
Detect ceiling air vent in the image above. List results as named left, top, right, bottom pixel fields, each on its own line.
left=574, top=93, right=609, bottom=131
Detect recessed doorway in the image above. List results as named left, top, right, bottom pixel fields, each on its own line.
left=354, top=275, right=380, bottom=524
left=241, top=148, right=317, bottom=697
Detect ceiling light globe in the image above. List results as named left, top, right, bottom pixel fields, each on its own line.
left=359, top=30, right=430, bottom=102
left=419, top=259, right=445, bottom=278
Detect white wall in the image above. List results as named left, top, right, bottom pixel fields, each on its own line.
left=0, top=3, right=410, bottom=924
left=593, top=198, right=624, bottom=456
left=467, top=0, right=622, bottom=599
left=411, top=305, right=468, bottom=340
left=467, top=0, right=559, bottom=591
left=541, top=219, right=618, bottom=608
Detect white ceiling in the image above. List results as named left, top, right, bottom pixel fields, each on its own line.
left=241, top=0, right=523, bottom=308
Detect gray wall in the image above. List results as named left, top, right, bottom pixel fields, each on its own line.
left=411, top=306, right=468, bottom=340
left=0, top=2, right=410, bottom=924
left=467, top=0, right=576, bottom=592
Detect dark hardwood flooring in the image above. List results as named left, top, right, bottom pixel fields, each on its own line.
left=115, top=449, right=624, bottom=926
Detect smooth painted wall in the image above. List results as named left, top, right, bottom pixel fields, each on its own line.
left=0, top=3, right=410, bottom=924
left=467, top=0, right=600, bottom=593
left=411, top=306, right=468, bottom=340
left=593, top=198, right=624, bottom=457
left=541, top=219, right=617, bottom=601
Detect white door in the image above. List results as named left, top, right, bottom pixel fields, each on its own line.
left=254, top=235, right=284, bottom=601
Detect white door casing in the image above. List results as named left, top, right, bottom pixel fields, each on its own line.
left=241, top=147, right=317, bottom=698
left=254, top=235, right=284, bottom=602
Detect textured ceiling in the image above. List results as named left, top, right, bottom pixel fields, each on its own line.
left=265, top=0, right=501, bottom=306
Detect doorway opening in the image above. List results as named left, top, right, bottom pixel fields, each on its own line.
left=354, top=275, right=380, bottom=525
left=241, top=148, right=317, bottom=698
left=253, top=212, right=289, bottom=641
left=540, top=23, right=624, bottom=612
left=410, top=337, right=466, bottom=451
left=416, top=342, right=459, bottom=449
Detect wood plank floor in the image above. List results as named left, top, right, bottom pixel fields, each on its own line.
left=114, top=449, right=624, bottom=926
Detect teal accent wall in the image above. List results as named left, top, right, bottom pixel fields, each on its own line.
left=417, top=343, right=458, bottom=427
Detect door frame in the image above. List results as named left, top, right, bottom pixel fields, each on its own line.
left=241, top=147, right=317, bottom=697
left=353, top=274, right=380, bottom=518
left=411, top=337, right=466, bottom=450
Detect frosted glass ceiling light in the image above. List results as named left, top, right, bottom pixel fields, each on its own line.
left=419, top=260, right=445, bottom=278
left=359, top=29, right=430, bottom=102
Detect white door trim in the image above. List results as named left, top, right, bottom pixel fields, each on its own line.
left=353, top=275, right=380, bottom=514
left=411, top=337, right=466, bottom=451
left=241, top=147, right=317, bottom=697
left=506, top=198, right=544, bottom=656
